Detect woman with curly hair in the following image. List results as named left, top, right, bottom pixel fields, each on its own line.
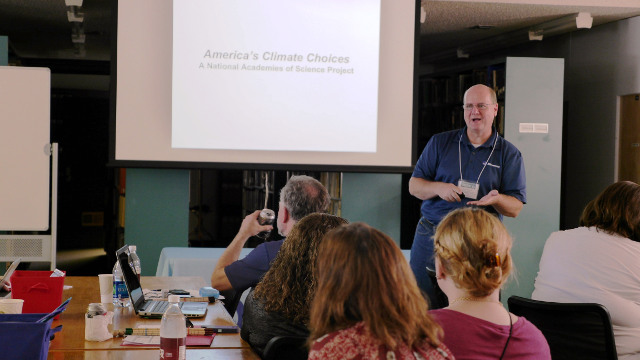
left=430, top=207, right=549, bottom=359
left=308, top=222, right=453, bottom=360
left=240, top=212, right=347, bottom=357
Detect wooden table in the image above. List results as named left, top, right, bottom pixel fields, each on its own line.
left=46, top=276, right=259, bottom=359
left=48, top=349, right=259, bottom=359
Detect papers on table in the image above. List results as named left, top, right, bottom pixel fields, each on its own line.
left=122, top=335, right=161, bottom=346
left=120, top=325, right=215, bottom=347
left=142, top=289, right=199, bottom=300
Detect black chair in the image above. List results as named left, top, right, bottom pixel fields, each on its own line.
left=507, top=295, right=617, bottom=360
left=220, top=288, right=250, bottom=328
left=425, top=266, right=448, bottom=309
left=262, top=336, right=308, bottom=360
left=220, top=288, right=242, bottom=318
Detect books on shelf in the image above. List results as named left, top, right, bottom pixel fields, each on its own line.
left=419, top=61, right=509, bottom=147
left=458, top=73, right=472, bottom=102
left=242, top=171, right=274, bottom=215
left=241, top=171, right=343, bottom=219
left=488, top=64, right=506, bottom=99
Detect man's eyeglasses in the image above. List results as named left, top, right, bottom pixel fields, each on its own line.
left=426, top=266, right=436, bottom=279
left=462, top=103, right=494, bottom=111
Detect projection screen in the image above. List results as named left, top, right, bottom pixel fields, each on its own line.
left=110, top=0, right=418, bottom=171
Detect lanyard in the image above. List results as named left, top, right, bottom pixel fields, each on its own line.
left=458, top=130, right=498, bottom=185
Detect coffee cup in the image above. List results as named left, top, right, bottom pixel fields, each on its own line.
left=0, top=298, right=24, bottom=314
left=98, top=274, right=113, bottom=304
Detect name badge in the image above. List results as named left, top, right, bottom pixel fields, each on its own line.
left=458, top=179, right=479, bottom=200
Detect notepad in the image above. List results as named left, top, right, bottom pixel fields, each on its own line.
left=121, top=334, right=215, bottom=347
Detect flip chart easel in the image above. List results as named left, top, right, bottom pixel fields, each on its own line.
left=0, top=66, right=57, bottom=270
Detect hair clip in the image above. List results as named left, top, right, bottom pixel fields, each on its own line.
left=486, top=253, right=501, bottom=267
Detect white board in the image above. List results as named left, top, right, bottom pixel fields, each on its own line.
left=0, top=66, right=51, bottom=230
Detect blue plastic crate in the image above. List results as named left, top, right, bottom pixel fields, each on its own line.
left=0, top=313, right=62, bottom=360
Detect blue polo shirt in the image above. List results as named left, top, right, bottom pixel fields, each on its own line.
left=412, top=127, right=526, bottom=224
left=224, top=239, right=284, bottom=294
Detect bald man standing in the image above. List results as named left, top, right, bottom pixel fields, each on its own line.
left=409, top=84, right=526, bottom=308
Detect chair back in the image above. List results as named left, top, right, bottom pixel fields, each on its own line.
left=220, top=288, right=242, bottom=318
left=263, top=336, right=308, bottom=360
left=220, top=288, right=251, bottom=328
left=507, top=295, right=617, bottom=360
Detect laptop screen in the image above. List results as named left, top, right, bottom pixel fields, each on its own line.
left=116, top=245, right=145, bottom=310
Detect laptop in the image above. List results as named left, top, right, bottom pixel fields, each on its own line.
left=116, top=245, right=207, bottom=318
left=0, top=258, right=21, bottom=298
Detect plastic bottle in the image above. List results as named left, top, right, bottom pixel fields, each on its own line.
left=128, top=245, right=142, bottom=280
left=160, top=295, right=187, bottom=360
left=112, top=261, right=130, bottom=307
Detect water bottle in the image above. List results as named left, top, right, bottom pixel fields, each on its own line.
left=112, top=261, right=130, bottom=307
left=160, top=295, right=187, bottom=360
left=128, top=245, right=142, bottom=280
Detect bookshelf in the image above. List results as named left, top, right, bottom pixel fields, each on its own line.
left=242, top=170, right=275, bottom=218
left=241, top=171, right=342, bottom=218
left=417, top=63, right=506, bottom=146
left=188, top=169, right=342, bottom=247
left=241, top=170, right=342, bottom=246
left=320, top=172, right=342, bottom=217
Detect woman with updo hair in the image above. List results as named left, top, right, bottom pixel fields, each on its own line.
left=430, top=208, right=550, bottom=360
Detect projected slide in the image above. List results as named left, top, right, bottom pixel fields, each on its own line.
left=171, top=0, right=381, bottom=152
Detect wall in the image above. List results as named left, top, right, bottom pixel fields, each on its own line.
left=341, top=173, right=402, bottom=245
left=0, top=36, right=7, bottom=65
left=562, top=18, right=640, bottom=226
left=507, top=17, right=640, bottom=228
left=501, top=57, right=564, bottom=301
left=489, top=17, right=640, bottom=297
left=124, top=169, right=189, bottom=275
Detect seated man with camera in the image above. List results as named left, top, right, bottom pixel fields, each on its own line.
left=210, top=175, right=330, bottom=296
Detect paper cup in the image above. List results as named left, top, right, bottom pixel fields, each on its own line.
left=0, top=299, right=24, bottom=314
left=98, top=274, right=113, bottom=304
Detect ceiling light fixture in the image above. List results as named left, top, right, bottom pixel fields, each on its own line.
left=457, top=48, right=469, bottom=59
left=65, top=0, right=84, bottom=23
left=67, top=7, right=84, bottom=23
left=469, top=25, right=495, bottom=30
left=424, top=12, right=593, bottom=63
left=528, top=30, right=544, bottom=41
left=528, top=12, right=593, bottom=41
left=65, top=0, right=86, bottom=57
